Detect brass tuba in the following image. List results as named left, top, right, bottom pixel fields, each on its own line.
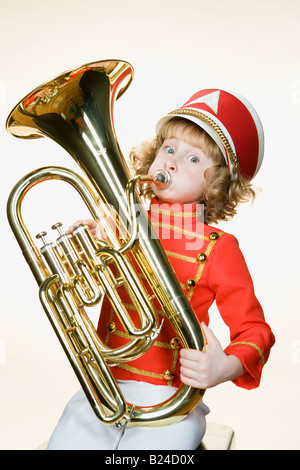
left=6, top=60, right=205, bottom=427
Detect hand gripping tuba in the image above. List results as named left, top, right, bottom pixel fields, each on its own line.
left=6, top=60, right=205, bottom=427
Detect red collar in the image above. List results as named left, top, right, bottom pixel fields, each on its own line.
left=149, top=198, right=204, bottom=232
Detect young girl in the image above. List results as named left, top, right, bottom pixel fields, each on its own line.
left=47, top=89, right=275, bottom=450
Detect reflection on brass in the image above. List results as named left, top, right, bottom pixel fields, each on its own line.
left=6, top=59, right=205, bottom=428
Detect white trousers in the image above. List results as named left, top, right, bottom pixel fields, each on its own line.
left=47, top=380, right=209, bottom=450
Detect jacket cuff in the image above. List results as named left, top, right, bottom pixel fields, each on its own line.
left=224, top=342, right=265, bottom=389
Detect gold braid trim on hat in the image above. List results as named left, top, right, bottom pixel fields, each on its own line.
left=168, top=108, right=240, bottom=174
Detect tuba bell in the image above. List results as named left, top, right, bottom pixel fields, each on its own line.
left=6, top=60, right=205, bottom=427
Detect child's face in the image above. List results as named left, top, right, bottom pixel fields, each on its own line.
left=148, top=131, right=214, bottom=204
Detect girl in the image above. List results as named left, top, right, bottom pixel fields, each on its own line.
left=47, top=89, right=275, bottom=450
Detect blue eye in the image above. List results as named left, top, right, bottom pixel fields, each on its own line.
left=166, top=146, right=174, bottom=154
left=188, top=155, right=199, bottom=163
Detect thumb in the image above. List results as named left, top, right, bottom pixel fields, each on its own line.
left=200, top=322, right=219, bottom=348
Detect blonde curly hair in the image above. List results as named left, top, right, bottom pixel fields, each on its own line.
left=129, top=117, right=256, bottom=224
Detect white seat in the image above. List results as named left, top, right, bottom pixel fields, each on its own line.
left=198, top=422, right=235, bottom=450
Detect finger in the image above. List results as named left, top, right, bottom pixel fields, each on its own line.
left=180, top=367, right=198, bottom=382
left=180, top=350, right=207, bottom=377
left=180, top=372, right=207, bottom=389
left=180, top=348, right=205, bottom=362
left=80, top=219, right=96, bottom=229
left=67, top=219, right=97, bottom=234
left=180, top=358, right=198, bottom=374
left=180, top=365, right=206, bottom=389
left=66, top=224, right=76, bottom=234
left=66, top=219, right=85, bottom=233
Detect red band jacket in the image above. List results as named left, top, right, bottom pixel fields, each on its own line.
left=97, top=198, right=275, bottom=390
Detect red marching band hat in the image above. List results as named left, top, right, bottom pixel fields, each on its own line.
left=156, top=89, right=264, bottom=180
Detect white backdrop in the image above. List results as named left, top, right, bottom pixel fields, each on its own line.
left=0, top=0, right=299, bottom=450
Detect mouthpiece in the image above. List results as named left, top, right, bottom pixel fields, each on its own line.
left=137, top=170, right=171, bottom=189
left=152, top=169, right=171, bottom=189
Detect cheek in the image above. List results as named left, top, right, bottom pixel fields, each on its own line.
left=148, top=163, right=155, bottom=176
left=148, top=157, right=160, bottom=174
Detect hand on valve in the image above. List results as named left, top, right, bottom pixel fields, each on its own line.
left=66, top=219, right=103, bottom=239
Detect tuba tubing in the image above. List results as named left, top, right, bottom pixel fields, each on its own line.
left=6, top=60, right=206, bottom=427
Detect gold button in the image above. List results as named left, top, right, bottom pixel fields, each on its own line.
left=209, top=232, right=219, bottom=240
left=164, top=369, right=174, bottom=381
left=197, top=252, right=206, bottom=262
left=170, top=337, right=181, bottom=349
left=186, top=279, right=196, bottom=290
left=107, top=321, right=116, bottom=333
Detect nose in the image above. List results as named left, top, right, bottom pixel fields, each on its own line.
left=164, top=156, right=177, bottom=172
